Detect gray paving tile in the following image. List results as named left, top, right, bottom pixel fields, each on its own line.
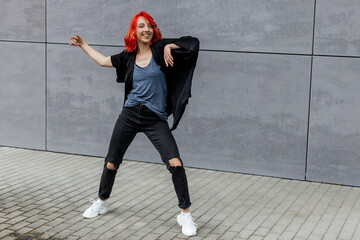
left=1, top=146, right=360, bottom=239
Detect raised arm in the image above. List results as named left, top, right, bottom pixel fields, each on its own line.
left=70, top=34, right=113, bottom=67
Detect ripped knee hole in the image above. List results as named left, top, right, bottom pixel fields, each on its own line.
left=168, top=158, right=182, bottom=167
left=106, top=162, right=117, bottom=170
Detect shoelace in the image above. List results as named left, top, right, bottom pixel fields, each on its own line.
left=184, top=217, right=198, bottom=228
left=88, top=198, right=101, bottom=212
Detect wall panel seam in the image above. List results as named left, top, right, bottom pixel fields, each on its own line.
left=305, top=0, right=317, bottom=180
left=45, top=0, right=48, bottom=150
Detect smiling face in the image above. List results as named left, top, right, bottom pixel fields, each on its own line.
left=135, top=16, right=154, bottom=45
left=124, top=11, right=163, bottom=52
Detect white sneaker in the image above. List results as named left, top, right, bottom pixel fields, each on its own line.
left=82, top=198, right=108, bottom=218
left=177, top=213, right=198, bottom=236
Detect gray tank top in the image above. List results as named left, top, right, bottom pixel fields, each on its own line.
left=124, top=57, right=168, bottom=121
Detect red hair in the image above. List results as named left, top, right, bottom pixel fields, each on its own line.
left=124, top=11, right=163, bottom=52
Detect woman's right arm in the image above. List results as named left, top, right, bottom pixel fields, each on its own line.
left=70, top=34, right=113, bottom=67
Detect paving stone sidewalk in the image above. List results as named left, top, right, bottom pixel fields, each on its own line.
left=1, top=146, right=360, bottom=240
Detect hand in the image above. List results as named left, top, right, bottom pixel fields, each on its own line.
left=70, top=34, right=85, bottom=47
left=164, top=44, right=174, bottom=67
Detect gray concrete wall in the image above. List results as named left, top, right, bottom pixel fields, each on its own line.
left=1, top=0, right=359, bottom=186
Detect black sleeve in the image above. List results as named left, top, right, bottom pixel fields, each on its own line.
left=155, top=37, right=200, bottom=131
left=159, top=36, right=200, bottom=53
left=111, top=51, right=124, bottom=68
left=172, top=36, right=200, bottom=53
left=110, top=51, right=127, bottom=83
left=161, top=36, right=200, bottom=70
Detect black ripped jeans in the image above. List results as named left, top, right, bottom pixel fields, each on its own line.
left=98, top=104, right=191, bottom=209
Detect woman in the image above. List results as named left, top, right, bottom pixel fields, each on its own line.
left=70, top=11, right=199, bottom=236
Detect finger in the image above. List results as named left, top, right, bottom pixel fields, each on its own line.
left=166, top=56, right=173, bottom=66
left=165, top=55, right=170, bottom=67
left=166, top=56, right=173, bottom=65
left=166, top=58, right=172, bottom=67
left=167, top=57, right=173, bottom=66
left=166, top=54, right=173, bottom=63
left=168, top=56, right=174, bottom=65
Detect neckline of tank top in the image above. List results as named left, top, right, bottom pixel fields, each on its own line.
left=135, top=56, right=153, bottom=69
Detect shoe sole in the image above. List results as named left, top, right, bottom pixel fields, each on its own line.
left=82, top=208, right=108, bottom=219
left=182, top=230, right=197, bottom=237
